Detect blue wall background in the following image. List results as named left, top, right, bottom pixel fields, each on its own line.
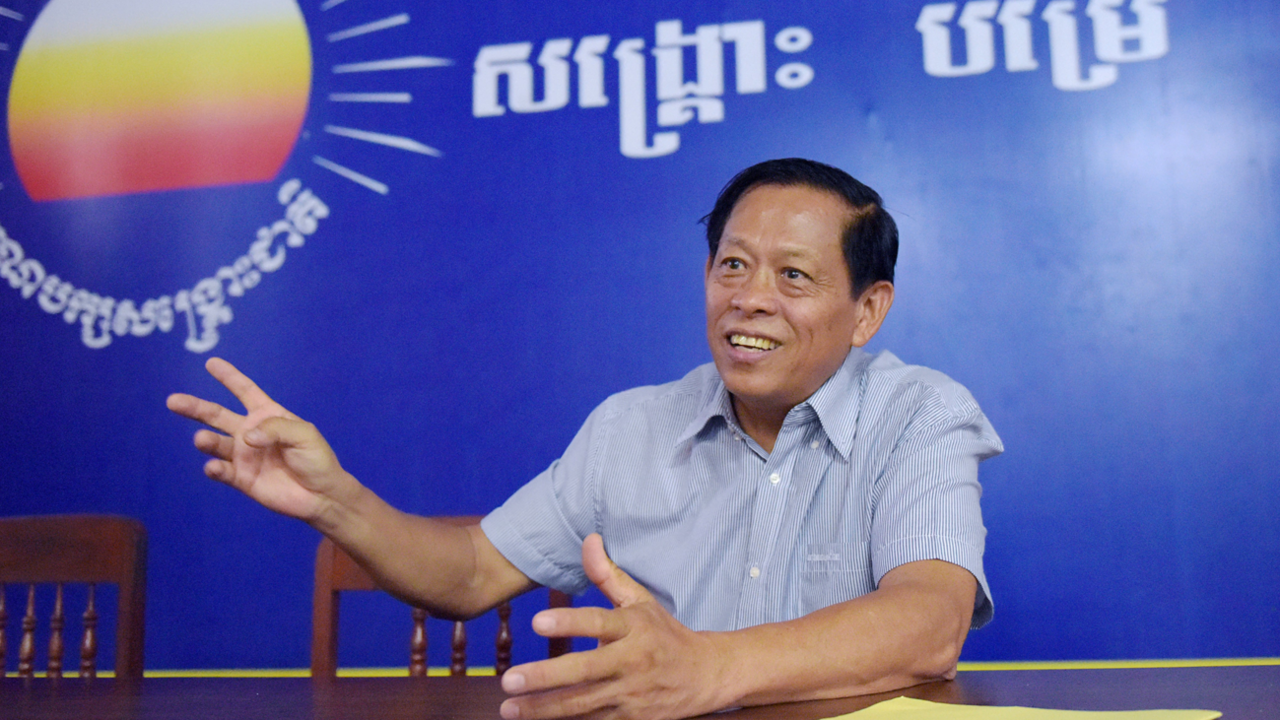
left=2, top=0, right=1277, bottom=671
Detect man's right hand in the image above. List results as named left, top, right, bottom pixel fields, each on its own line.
left=167, top=357, right=357, bottom=525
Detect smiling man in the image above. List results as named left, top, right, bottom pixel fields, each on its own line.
left=169, top=159, right=1002, bottom=720
left=704, top=180, right=893, bottom=452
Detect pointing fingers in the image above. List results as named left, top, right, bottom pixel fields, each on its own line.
left=204, top=357, right=278, bottom=411
left=166, top=393, right=244, bottom=436
left=166, top=358, right=292, bottom=436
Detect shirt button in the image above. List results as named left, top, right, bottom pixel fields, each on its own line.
left=769, top=472, right=781, bottom=485
left=810, top=440, right=820, bottom=450
left=749, top=566, right=761, bottom=579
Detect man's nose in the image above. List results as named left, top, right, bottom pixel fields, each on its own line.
left=730, top=271, right=779, bottom=315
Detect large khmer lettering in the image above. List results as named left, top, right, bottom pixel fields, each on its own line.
left=473, top=18, right=814, bottom=158
left=0, top=180, right=329, bottom=352
left=916, top=0, right=1168, bottom=91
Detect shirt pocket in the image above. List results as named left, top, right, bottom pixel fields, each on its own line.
left=800, top=542, right=874, bottom=615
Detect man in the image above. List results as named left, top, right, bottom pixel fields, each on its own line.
left=169, top=158, right=1002, bottom=720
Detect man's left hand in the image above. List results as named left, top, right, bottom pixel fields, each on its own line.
left=499, top=534, right=733, bottom=720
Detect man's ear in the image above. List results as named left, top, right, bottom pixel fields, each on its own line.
left=851, top=281, right=895, bottom=347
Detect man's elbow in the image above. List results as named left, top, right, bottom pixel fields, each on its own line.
left=881, top=560, right=977, bottom=683
left=914, top=632, right=964, bottom=681
left=910, top=604, right=972, bottom=682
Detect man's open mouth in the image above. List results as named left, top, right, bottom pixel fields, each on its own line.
left=729, top=334, right=780, bottom=351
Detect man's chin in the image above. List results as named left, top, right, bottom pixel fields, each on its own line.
left=722, top=380, right=793, bottom=414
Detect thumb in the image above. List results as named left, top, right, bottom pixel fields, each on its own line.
left=244, top=416, right=316, bottom=450
left=582, top=533, right=654, bottom=608
left=243, top=417, right=341, bottom=480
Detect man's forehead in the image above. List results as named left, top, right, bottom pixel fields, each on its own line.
left=717, top=235, right=827, bottom=260
left=733, top=182, right=855, bottom=215
left=719, top=186, right=850, bottom=255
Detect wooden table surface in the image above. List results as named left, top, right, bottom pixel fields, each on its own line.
left=2, top=666, right=1277, bottom=720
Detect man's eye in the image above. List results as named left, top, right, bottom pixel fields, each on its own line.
left=783, top=268, right=809, bottom=280
left=723, top=258, right=744, bottom=270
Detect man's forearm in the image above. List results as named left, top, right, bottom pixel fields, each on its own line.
left=707, top=560, right=976, bottom=709
left=309, top=481, right=534, bottom=619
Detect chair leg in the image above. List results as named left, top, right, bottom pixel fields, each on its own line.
left=80, top=585, right=98, bottom=679
left=410, top=608, right=428, bottom=677
left=496, top=602, right=512, bottom=676
left=47, top=584, right=64, bottom=679
left=450, top=621, right=467, bottom=676
left=19, top=585, right=36, bottom=679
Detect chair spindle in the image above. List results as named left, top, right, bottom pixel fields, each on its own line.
left=47, top=584, right=65, bottom=679
left=80, top=584, right=98, bottom=678
left=495, top=602, right=513, bottom=676
left=450, top=621, right=467, bottom=676
left=19, top=585, right=36, bottom=678
left=409, top=607, right=428, bottom=677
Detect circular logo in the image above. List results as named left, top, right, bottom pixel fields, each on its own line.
left=0, top=0, right=445, bottom=351
left=10, top=0, right=310, bottom=201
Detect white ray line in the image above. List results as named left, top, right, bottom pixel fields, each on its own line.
left=313, top=156, right=388, bottom=195
left=332, top=56, right=453, bottom=73
left=0, top=7, right=23, bottom=20
left=324, top=125, right=441, bottom=156
left=319, top=0, right=348, bottom=10
left=329, top=92, right=412, bottom=103
left=326, top=14, right=408, bottom=42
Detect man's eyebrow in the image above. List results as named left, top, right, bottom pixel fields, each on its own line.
left=777, top=246, right=818, bottom=260
left=719, top=238, right=816, bottom=257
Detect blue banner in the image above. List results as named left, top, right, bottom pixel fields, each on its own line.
left=2, top=0, right=1277, bottom=670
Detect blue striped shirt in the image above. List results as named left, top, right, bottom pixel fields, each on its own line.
left=482, top=347, right=1003, bottom=630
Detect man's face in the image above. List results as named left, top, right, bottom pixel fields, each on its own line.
left=705, top=184, right=863, bottom=418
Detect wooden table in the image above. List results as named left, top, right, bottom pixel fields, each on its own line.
left=2, top=667, right=1277, bottom=720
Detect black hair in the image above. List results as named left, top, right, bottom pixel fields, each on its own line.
left=702, top=158, right=898, bottom=295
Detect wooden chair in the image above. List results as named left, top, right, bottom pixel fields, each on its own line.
left=0, top=514, right=147, bottom=679
left=311, top=516, right=572, bottom=678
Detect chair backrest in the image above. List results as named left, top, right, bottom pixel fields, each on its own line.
left=311, top=516, right=571, bottom=678
left=0, top=514, right=147, bottom=679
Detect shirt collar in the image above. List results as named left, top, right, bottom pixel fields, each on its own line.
left=675, top=348, right=871, bottom=458
left=674, top=372, right=738, bottom=447
left=804, top=347, right=872, bottom=460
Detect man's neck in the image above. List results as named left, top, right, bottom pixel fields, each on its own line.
left=730, top=396, right=791, bottom=454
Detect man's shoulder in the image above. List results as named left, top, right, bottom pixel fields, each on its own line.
left=593, top=362, right=721, bottom=422
left=862, top=349, right=985, bottom=420
left=854, top=349, right=1002, bottom=459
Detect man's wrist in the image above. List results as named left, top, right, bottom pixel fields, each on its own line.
left=307, top=472, right=375, bottom=539
left=696, top=629, right=754, bottom=713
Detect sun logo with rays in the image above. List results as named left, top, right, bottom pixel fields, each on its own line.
left=312, top=0, right=449, bottom=195
left=0, top=0, right=450, bottom=350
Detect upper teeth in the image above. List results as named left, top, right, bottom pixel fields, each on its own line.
left=731, top=334, right=779, bottom=350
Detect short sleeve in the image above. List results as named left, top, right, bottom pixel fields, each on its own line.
left=868, top=379, right=1002, bottom=628
left=480, top=402, right=608, bottom=595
